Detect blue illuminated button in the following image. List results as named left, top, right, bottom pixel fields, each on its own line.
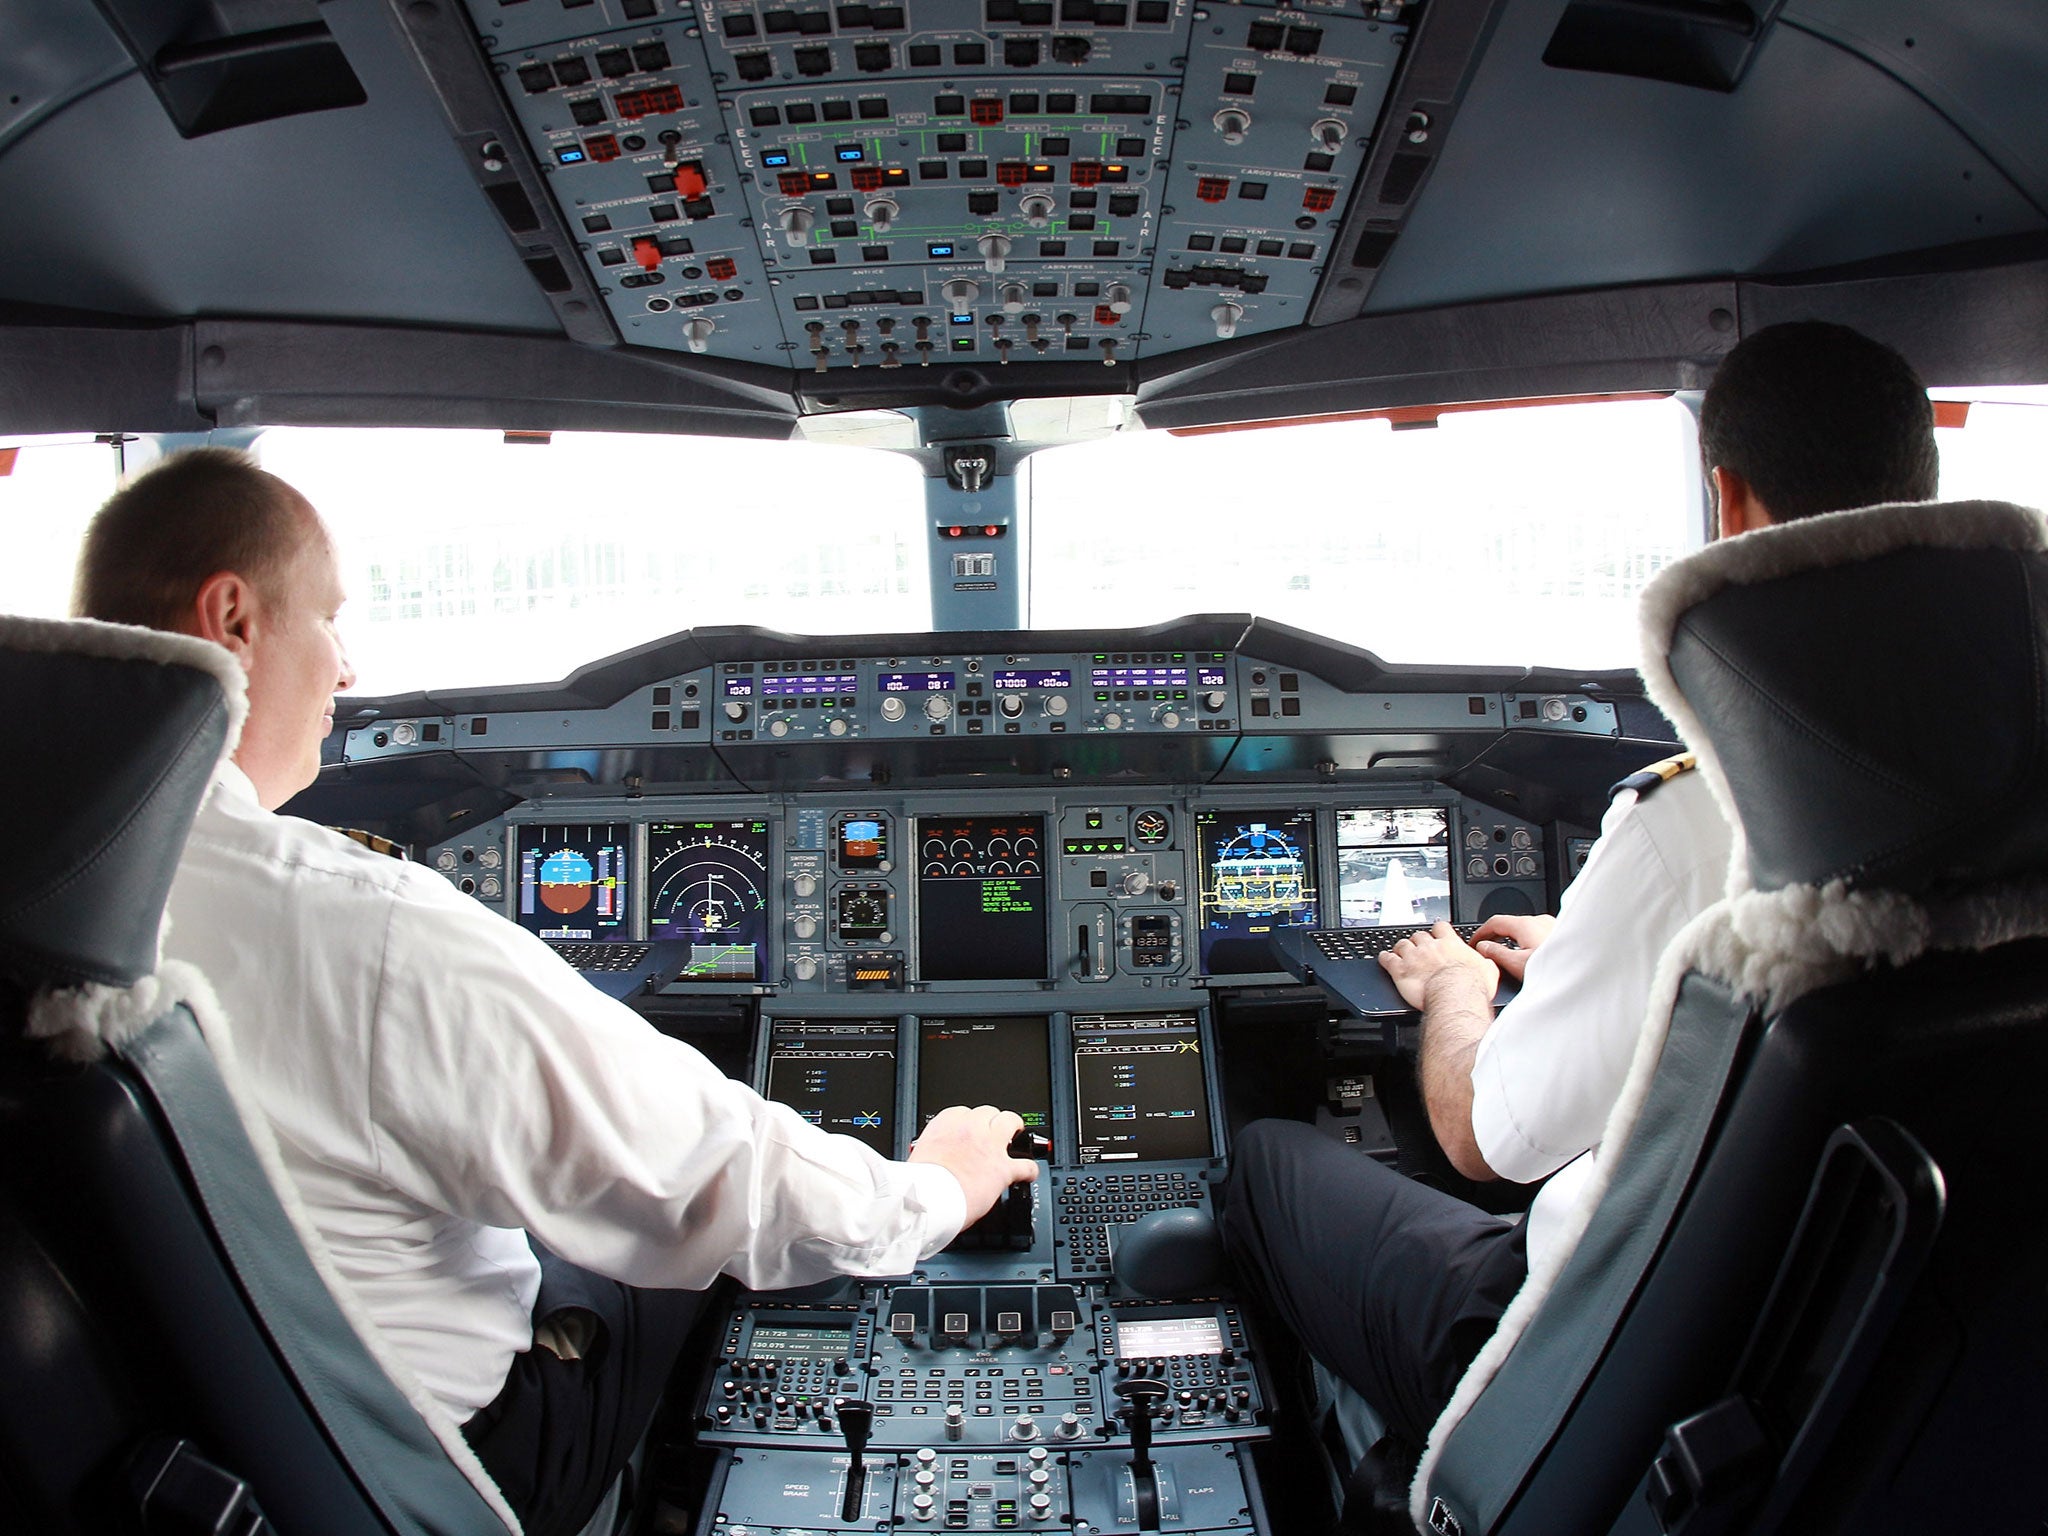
left=763, top=150, right=792, bottom=167
left=928, top=242, right=955, bottom=258
left=836, top=143, right=865, bottom=162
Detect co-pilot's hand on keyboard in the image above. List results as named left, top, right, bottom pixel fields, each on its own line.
left=1472, top=913, right=1554, bottom=983
left=1376, top=921, right=1500, bottom=1011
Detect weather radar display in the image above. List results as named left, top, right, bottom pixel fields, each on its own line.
left=515, top=824, right=630, bottom=940
left=1195, top=808, right=1320, bottom=974
left=648, top=820, right=772, bottom=980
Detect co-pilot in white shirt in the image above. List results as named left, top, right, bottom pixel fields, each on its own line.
left=1470, top=767, right=1732, bottom=1273
left=164, top=764, right=966, bottom=1421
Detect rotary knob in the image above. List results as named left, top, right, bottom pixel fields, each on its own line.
left=779, top=206, right=815, bottom=246
left=998, top=693, right=1024, bottom=717
left=924, top=693, right=953, bottom=721
left=911, top=1492, right=935, bottom=1520
left=792, top=954, right=818, bottom=981
left=1000, top=282, right=1028, bottom=313
left=827, top=715, right=849, bottom=736
left=682, top=317, right=715, bottom=354
left=1121, top=871, right=1151, bottom=897
left=768, top=716, right=790, bottom=737
left=1010, top=1415, right=1040, bottom=1441
left=978, top=233, right=1012, bottom=273
left=392, top=720, right=418, bottom=746
left=1054, top=1412, right=1084, bottom=1439
left=1029, top=1492, right=1053, bottom=1519
left=723, top=700, right=749, bottom=722
left=1102, top=710, right=1124, bottom=730
left=1020, top=192, right=1055, bottom=227
left=792, top=915, right=818, bottom=940
left=1310, top=117, right=1346, bottom=153
left=1213, top=107, right=1251, bottom=144
left=880, top=695, right=908, bottom=722
left=1043, top=694, right=1070, bottom=717
left=1154, top=707, right=1182, bottom=729
left=944, top=1403, right=966, bottom=1439
left=1104, top=281, right=1134, bottom=315
left=865, top=196, right=900, bottom=233
left=792, top=873, right=818, bottom=897
left=1200, top=689, right=1228, bottom=713
left=941, top=278, right=982, bottom=311
left=1211, top=301, right=1244, bottom=340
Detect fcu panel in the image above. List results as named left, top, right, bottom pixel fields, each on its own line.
left=462, top=0, right=1410, bottom=366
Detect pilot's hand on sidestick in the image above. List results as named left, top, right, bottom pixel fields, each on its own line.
left=1472, top=913, right=1555, bottom=982
left=909, top=1104, right=1041, bottom=1224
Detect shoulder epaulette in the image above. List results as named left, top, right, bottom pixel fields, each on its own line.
left=1608, top=751, right=1697, bottom=802
left=331, top=827, right=410, bottom=860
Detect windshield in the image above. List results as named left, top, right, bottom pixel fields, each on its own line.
left=5, top=392, right=2044, bottom=693
left=1027, top=397, right=1705, bottom=669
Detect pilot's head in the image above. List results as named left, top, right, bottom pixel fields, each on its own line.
left=1700, top=320, right=1938, bottom=537
left=73, top=448, right=355, bottom=810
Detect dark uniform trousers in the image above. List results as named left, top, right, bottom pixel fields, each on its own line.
left=462, top=1249, right=708, bottom=1536
left=1219, top=1119, right=1529, bottom=1449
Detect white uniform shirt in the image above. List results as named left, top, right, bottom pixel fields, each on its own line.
left=163, top=764, right=967, bottom=1421
left=1469, top=769, right=1731, bottom=1273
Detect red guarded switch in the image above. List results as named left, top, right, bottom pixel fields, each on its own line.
left=672, top=161, right=709, bottom=199
left=632, top=237, right=663, bottom=271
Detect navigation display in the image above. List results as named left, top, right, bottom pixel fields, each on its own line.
left=916, top=1016, right=1052, bottom=1136
left=515, top=823, right=630, bottom=940
left=916, top=815, right=1048, bottom=982
left=647, top=819, right=771, bottom=980
left=1073, top=1014, right=1212, bottom=1164
left=764, top=1019, right=898, bottom=1156
left=1195, top=807, right=1320, bottom=974
left=1338, top=807, right=1453, bottom=927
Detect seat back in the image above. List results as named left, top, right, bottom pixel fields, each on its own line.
left=1417, top=501, right=2048, bottom=1536
left=0, top=617, right=515, bottom=1536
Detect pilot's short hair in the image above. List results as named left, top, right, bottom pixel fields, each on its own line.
left=1699, top=320, right=1938, bottom=523
left=72, top=447, right=311, bottom=631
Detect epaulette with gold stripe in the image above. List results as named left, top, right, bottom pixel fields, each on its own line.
left=1608, top=751, right=1696, bottom=802
left=332, top=827, right=410, bottom=860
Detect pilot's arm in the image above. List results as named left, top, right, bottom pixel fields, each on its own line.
left=1378, top=925, right=1505, bottom=1181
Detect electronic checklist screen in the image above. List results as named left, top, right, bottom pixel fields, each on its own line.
left=514, top=823, right=630, bottom=940
left=1072, top=1015, right=1213, bottom=1164
left=763, top=1019, right=898, bottom=1158
left=915, top=1016, right=1051, bottom=1137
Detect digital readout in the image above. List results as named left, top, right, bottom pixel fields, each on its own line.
left=1197, top=664, right=1229, bottom=688
left=1090, top=666, right=1190, bottom=689
left=722, top=676, right=754, bottom=698
left=993, top=669, right=1072, bottom=690
left=879, top=672, right=956, bottom=692
left=763, top=673, right=859, bottom=697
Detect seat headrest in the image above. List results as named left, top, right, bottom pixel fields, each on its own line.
left=1639, top=501, right=2048, bottom=896
left=0, top=618, right=245, bottom=993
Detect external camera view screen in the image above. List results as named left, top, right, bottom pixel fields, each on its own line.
left=915, top=815, right=1048, bottom=981
left=916, top=1016, right=1052, bottom=1138
left=1195, top=807, right=1320, bottom=974
left=1337, top=807, right=1453, bottom=928
left=646, top=819, right=772, bottom=980
left=763, top=1019, right=898, bottom=1158
left=1072, top=1015, right=1212, bottom=1164
left=515, top=823, right=630, bottom=941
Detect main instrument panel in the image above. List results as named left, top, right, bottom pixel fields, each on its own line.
left=309, top=621, right=1666, bottom=1535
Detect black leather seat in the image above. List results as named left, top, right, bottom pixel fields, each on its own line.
left=1416, top=500, right=2048, bottom=1535
left=0, top=619, right=513, bottom=1535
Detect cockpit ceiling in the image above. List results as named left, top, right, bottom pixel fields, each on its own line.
left=0, top=0, right=2043, bottom=435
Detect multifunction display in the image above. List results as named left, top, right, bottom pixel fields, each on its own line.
left=916, top=815, right=1048, bottom=982
left=1337, top=807, right=1453, bottom=928
left=515, top=823, right=630, bottom=941
left=1195, top=808, right=1320, bottom=974
left=916, top=1016, right=1051, bottom=1137
left=648, top=819, right=772, bottom=980
left=1072, top=1015, right=1211, bottom=1164
left=836, top=813, right=891, bottom=872
left=764, top=1019, right=898, bottom=1157
left=1115, top=1315, right=1226, bottom=1359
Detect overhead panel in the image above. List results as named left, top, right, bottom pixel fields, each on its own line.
left=460, top=0, right=1410, bottom=371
